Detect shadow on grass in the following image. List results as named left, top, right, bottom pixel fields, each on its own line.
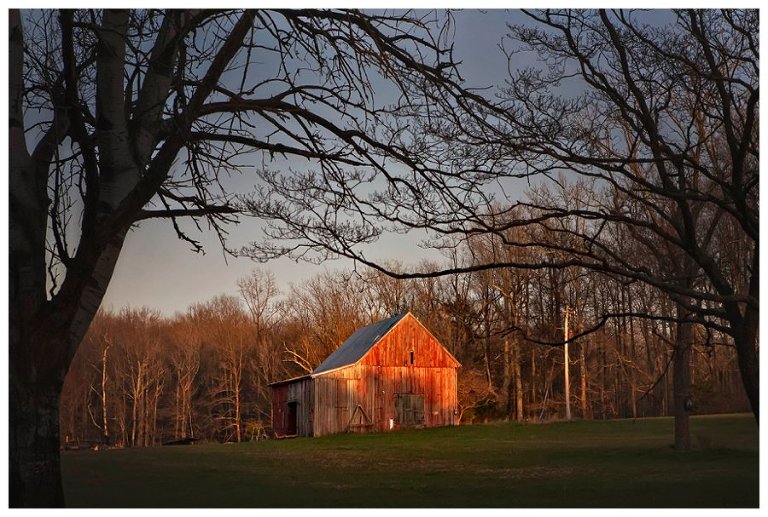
left=62, top=413, right=758, bottom=508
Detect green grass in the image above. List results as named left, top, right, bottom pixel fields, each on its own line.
left=62, top=413, right=758, bottom=508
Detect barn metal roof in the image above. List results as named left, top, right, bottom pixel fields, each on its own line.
left=312, top=313, right=407, bottom=375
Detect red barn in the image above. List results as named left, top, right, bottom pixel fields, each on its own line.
left=269, top=312, right=461, bottom=437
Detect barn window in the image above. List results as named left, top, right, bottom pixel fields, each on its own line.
left=409, top=351, right=414, bottom=365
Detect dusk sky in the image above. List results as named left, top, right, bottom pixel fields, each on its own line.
left=7, top=8, right=758, bottom=509
left=101, top=9, right=532, bottom=315
left=97, top=8, right=683, bottom=316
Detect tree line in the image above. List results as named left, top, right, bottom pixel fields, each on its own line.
left=10, top=8, right=756, bottom=507
left=61, top=250, right=749, bottom=448
left=243, top=9, right=758, bottom=451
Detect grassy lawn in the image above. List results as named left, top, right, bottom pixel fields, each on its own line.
left=62, top=413, right=758, bottom=508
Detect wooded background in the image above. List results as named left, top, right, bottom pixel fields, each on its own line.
left=11, top=9, right=756, bottom=507
left=61, top=256, right=748, bottom=448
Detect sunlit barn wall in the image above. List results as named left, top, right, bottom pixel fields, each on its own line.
left=271, top=313, right=460, bottom=437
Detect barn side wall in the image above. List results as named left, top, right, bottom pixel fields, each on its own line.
left=271, top=378, right=314, bottom=437
left=312, top=364, right=457, bottom=437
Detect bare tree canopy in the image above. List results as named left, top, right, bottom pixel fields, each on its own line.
left=8, top=8, right=758, bottom=508
left=9, top=8, right=463, bottom=507
left=242, top=9, right=758, bottom=421
left=61, top=263, right=750, bottom=449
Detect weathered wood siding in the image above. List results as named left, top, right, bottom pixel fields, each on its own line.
left=271, top=378, right=313, bottom=437
left=271, top=384, right=289, bottom=435
left=311, top=315, right=459, bottom=437
left=312, top=364, right=458, bottom=437
left=359, top=314, right=460, bottom=369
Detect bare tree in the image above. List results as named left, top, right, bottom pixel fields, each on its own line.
left=189, top=296, right=252, bottom=443
left=9, top=8, right=465, bottom=506
left=238, top=269, right=281, bottom=421
left=167, top=317, right=201, bottom=441
left=243, top=9, right=758, bottom=425
left=91, top=336, right=111, bottom=446
left=111, top=308, right=166, bottom=448
left=58, top=260, right=750, bottom=449
left=456, top=369, right=497, bottom=424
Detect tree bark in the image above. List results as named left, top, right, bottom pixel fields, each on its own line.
left=101, top=344, right=110, bottom=445
left=673, top=304, right=693, bottom=452
left=729, top=246, right=759, bottom=421
left=502, top=338, right=512, bottom=417
left=580, top=342, right=589, bottom=419
left=9, top=376, right=65, bottom=507
left=530, top=348, right=537, bottom=412
left=9, top=228, right=128, bottom=505
left=513, top=338, right=523, bottom=421
left=730, top=312, right=759, bottom=422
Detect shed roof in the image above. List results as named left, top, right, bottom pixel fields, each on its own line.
left=266, top=374, right=311, bottom=388
left=312, top=312, right=407, bottom=375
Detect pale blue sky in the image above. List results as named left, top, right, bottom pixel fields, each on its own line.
left=94, top=9, right=681, bottom=315
left=4, top=9, right=695, bottom=316
left=102, top=9, right=527, bottom=315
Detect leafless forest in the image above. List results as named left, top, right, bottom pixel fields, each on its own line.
left=10, top=8, right=756, bottom=507
left=61, top=249, right=748, bottom=448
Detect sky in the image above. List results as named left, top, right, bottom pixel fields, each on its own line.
left=1, top=6, right=764, bottom=512
left=100, top=9, right=531, bottom=316
left=6, top=8, right=683, bottom=317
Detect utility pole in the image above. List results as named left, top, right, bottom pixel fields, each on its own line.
left=564, top=306, right=571, bottom=421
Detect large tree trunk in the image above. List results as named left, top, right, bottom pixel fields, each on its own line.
left=733, top=331, right=759, bottom=422
left=9, top=84, right=68, bottom=505
left=9, top=6, right=256, bottom=506
left=9, top=230, right=128, bottom=506
left=727, top=308, right=759, bottom=421
left=731, top=246, right=759, bottom=422
left=9, top=373, right=65, bottom=507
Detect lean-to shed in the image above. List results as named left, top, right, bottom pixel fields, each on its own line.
left=269, top=312, right=461, bottom=437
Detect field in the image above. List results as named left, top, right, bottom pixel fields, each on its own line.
left=62, top=414, right=758, bottom=508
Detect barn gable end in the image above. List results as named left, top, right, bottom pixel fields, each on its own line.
left=358, top=313, right=460, bottom=369
left=313, top=313, right=405, bottom=375
left=270, top=311, right=460, bottom=438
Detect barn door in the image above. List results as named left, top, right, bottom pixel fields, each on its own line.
left=395, top=394, right=424, bottom=427
left=286, top=401, right=298, bottom=435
